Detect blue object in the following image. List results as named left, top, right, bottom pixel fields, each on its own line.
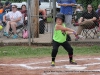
left=57, top=0, right=76, bottom=15
left=0, top=13, right=5, bottom=21
left=3, top=32, right=9, bottom=37
left=12, top=34, right=18, bottom=39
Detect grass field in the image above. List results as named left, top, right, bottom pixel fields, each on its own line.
left=0, top=45, right=100, bottom=58
left=0, top=45, right=100, bottom=75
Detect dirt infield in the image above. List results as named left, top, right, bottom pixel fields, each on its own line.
left=0, top=55, right=100, bottom=75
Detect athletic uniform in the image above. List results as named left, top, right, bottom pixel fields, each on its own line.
left=51, top=23, right=77, bottom=66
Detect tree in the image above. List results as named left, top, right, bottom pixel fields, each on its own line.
left=77, top=0, right=100, bottom=10
left=31, top=0, right=39, bottom=38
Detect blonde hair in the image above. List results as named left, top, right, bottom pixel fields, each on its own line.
left=76, top=5, right=83, bottom=11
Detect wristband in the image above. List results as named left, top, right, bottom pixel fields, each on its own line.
left=73, top=31, right=78, bottom=36
left=73, top=31, right=76, bottom=35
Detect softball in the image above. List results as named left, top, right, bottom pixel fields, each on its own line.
left=0, top=25, right=3, bottom=30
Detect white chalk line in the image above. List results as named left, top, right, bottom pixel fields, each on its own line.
left=23, top=58, right=100, bottom=65
left=0, top=58, right=100, bottom=71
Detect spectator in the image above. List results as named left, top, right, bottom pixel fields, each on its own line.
left=96, top=4, right=100, bottom=31
left=39, top=0, right=47, bottom=20
left=39, top=9, right=47, bottom=20
left=57, top=0, right=76, bottom=41
left=0, top=3, right=4, bottom=22
left=96, top=4, right=100, bottom=20
left=0, top=3, right=4, bottom=14
left=20, top=4, right=27, bottom=21
left=4, top=1, right=12, bottom=13
left=38, top=0, right=46, bottom=34
left=74, top=4, right=83, bottom=14
left=96, top=4, right=100, bottom=13
left=3, top=5, right=23, bottom=39
left=57, top=0, right=76, bottom=28
left=75, top=4, right=98, bottom=40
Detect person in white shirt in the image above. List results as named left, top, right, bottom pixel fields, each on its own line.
left=3, top=5, right=23, bottom=39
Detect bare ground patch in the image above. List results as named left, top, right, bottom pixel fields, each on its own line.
left=0, top=55, right=100, bottom=75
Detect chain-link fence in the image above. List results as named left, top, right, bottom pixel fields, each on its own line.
left=0, top=0, right=100, bottom=75
left=0, top=0, right=100, bottom=45
left=72, top=1, right=100, bottom=41
left=0, top=0, right=29, bottom=44
left=27, top=0, right=54, bottom=45
left=28, top=0, right=100, bottom=44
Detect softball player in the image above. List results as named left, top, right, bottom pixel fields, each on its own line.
left=51, top=13, right=77, bottom=66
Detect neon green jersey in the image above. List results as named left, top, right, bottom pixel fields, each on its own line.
left=53, top=23, right=67, bottom=43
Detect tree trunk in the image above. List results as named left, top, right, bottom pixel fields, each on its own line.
left=31, top=0, right=39, bottom=38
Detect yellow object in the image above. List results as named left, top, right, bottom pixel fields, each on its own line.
left=0, top=25, right=3, bottom=30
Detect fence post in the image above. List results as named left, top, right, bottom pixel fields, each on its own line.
left=27, top=0, right=31, bottom=46
left=52, top=0, right=56, bottom=38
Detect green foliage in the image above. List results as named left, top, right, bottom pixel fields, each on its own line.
left=77, top=0, right=100, bottom=10
left=91, top=0, right=100, bottom=10
left=0, top=46, right=100, bottom=58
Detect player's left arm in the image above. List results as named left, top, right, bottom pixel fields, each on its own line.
left=56, top=24, right=75, bottom=32
left=56, top=24, right=78, bottom=36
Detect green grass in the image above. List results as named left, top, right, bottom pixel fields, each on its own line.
left=73, top=45, right=100, bottom=55
left=0, top=45, right=100, bottom=58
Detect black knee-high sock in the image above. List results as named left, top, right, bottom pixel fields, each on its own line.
left=69, top=55, right=73, bottom=62
left=52, top=57, right=55, bottom=62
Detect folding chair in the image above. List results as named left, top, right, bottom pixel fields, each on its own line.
left=83, top=20, right=99, bottom=38
left=73, top=21, right=99, bottom=39
left=81, top=25, right=98, bottom=39
left=8, top=24, right=24, bottom=38
left=1, top=21, right=26, bottom=38
left=8, top=19, right=28, bottom=38
left=75, top=11, right=83, bottom=22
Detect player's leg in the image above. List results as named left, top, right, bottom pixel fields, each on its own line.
left=61, top=41, right=77, bottom=65
left=51, top=40, right=60, bottom=66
